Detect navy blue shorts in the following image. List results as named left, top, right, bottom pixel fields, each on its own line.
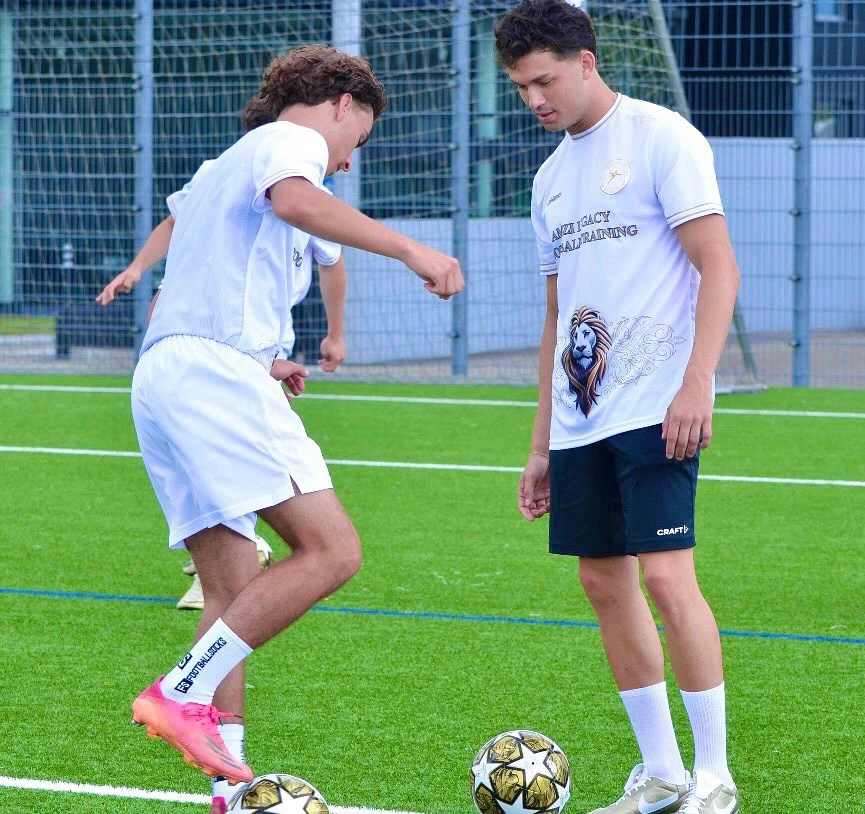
left=548, top=423, right=698, bottom=558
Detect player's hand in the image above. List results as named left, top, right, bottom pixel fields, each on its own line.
left=518, top=452, right=550, bottom=522
left=318, top=334, right=346, bottom=373
left=270, top=359, right=309, bottom=400
left=662, top=375, right=713, bottom=460
left=95, top=267, right=142, bottom=306
left=403, top=243, right=464, bottom=300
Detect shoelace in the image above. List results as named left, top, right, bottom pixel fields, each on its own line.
left=679, top=780, right=708, bottom=814
left=182, top=703, right=234, bottom=730
left=617, top=764, right=651, bottom=802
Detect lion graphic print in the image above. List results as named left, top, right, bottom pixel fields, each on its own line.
left=554, top=306, right=686, bottom=418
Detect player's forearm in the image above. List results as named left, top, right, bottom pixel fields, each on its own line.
left=129, top=216, right=175, bottom=276
left=684, top=261, right=740, bottom=384
left=531, top=311, right=557, bottom=454
left=271, top=180, right=417, bottom=263
left=320, top=257, right=347, bottom=338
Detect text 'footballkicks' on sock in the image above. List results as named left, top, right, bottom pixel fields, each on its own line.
left=160, top=618, right=252, bottom=705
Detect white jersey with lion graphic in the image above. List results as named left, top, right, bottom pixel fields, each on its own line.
left=531, top=94, right=724, bottom=449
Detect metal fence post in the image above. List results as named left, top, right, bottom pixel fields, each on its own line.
left=133, top=0, right=154, bottom=357
left=451, top=0, right=471, bottom=377
left=331, top=0, right=362, bottom=209
left=0, top=9, right=13, bottom=306
left=791, top=0, right=813, bottom=387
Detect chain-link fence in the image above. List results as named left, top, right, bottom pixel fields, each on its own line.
left=0, top=0, right=863, bottom=387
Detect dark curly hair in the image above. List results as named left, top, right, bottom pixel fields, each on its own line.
left=239, top=94, right=273, bottom=132
left=259, top=45, right=387, bottom=121
left=494, top=0, right=596, bottom=68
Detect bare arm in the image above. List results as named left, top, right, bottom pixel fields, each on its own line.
left=317, top=255, right=347, bottom=372
left=268, top=178, right=463, bottom=300
left=519, top=274, right=558, bottom=521
left=96, top=215, right=175, bottom=306
left=663, top=213, right=741, bottom=460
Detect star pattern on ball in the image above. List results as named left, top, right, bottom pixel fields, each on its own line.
left=470, top=731, right=572, bottom=814
left=506, top=740, right=552, bottom=788
left=472, top=743, right=505, bottom=792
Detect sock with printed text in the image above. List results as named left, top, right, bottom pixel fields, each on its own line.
left=159, top=618, right=252, bottom=705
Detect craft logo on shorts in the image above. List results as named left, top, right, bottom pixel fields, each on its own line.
left=600, top=159, right=631, bottom=194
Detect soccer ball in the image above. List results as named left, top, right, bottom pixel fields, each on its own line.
left=226, top=774, right=329, bottom=813
left=470, top=730, right=571, bottom=814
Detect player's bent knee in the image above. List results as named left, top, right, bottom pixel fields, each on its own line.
left=330, top=538, right=362, bottom=587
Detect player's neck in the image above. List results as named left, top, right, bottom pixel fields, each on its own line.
left=566, top=83, right=618, bottom=137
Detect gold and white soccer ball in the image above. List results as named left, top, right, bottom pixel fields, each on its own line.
left=470, top=730, right=571, bottom=814
left=226, top=774, right=329, bottom=814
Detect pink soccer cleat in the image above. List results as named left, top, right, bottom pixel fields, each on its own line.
left=131, top=678, right=253, bottom=784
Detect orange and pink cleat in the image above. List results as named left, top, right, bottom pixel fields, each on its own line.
left=131, top=678, right=253, bottom=784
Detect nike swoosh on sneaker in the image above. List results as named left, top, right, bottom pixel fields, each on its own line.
left=637, top=791, right=681, bottom=813
left=713, top=799, right=737, bottom=814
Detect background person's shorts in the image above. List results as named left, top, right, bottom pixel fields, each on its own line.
left=549, top=423, right=698, bottom=557
left=131, top=335, right=333, bottom=549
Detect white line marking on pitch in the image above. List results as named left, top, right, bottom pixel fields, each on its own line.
left=0, top=775, right=424, bottom=814
left=0, top=445, right=863, bottom=487
left=1, top=384, right=863, bottom=419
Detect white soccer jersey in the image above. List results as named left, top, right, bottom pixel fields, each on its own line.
left=531, top=94, right=724, bottom=449
left=141, top=121, right=329, bottom=368
left=279, top=215, right=342, bottom=358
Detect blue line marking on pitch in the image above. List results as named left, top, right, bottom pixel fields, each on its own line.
left=2, top=586, right=864, bottom=646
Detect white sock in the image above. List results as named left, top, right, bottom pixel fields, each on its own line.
left=160, top=618, right=252, bottom=705
left=213, top=723, right=246, bottom=801
left=680, top=682, right=734, bottom=794
left=620, top=681, right=688, bottom=784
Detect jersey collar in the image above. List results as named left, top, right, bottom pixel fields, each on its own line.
left=568, top=93, right=623, bottom=140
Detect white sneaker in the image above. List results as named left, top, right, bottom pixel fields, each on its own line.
left=255, top=535, right=272, bottom=569
left=587, top=764, right=690, bottom=814
left=677, top=774, right=738, bottom=814
left=176, top=573, right=204, bottom=610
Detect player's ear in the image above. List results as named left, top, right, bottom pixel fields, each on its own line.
left=334, top=92, right=354, bottom=121
left=579, top=49, right=596, bottom=78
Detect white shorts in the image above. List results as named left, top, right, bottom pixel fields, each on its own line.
left=131, top=335, right=332, bottom=549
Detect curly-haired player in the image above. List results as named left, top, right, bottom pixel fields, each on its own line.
left=128, top=44, right=463, bottom=803
left=497, top=2, right=741, bottom=812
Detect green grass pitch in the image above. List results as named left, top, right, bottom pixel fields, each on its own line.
left=0, top=375, right=863, bottom=813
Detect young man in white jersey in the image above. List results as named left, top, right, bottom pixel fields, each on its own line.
left=496, top=3, right=740, bottom=813
left=128, top=44, right=464, bottom=799
left=97, top=94, right=346, bottom=612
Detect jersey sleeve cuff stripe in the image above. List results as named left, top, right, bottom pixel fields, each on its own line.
left=667, top=203, right=725, bottom=229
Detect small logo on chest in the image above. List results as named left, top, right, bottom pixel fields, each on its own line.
left=600, top=159, right=631, bottom=194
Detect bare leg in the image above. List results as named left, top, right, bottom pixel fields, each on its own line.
left=579, top=555, right=664, bottom=690
left=638, top=548, right=723, bottom=691
left=222, top=489, right=361, bottom=648
left=186, top=525, right=261, bottom=720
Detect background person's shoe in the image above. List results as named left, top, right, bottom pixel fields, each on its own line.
left=176, top=574, right=204, bottom=610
